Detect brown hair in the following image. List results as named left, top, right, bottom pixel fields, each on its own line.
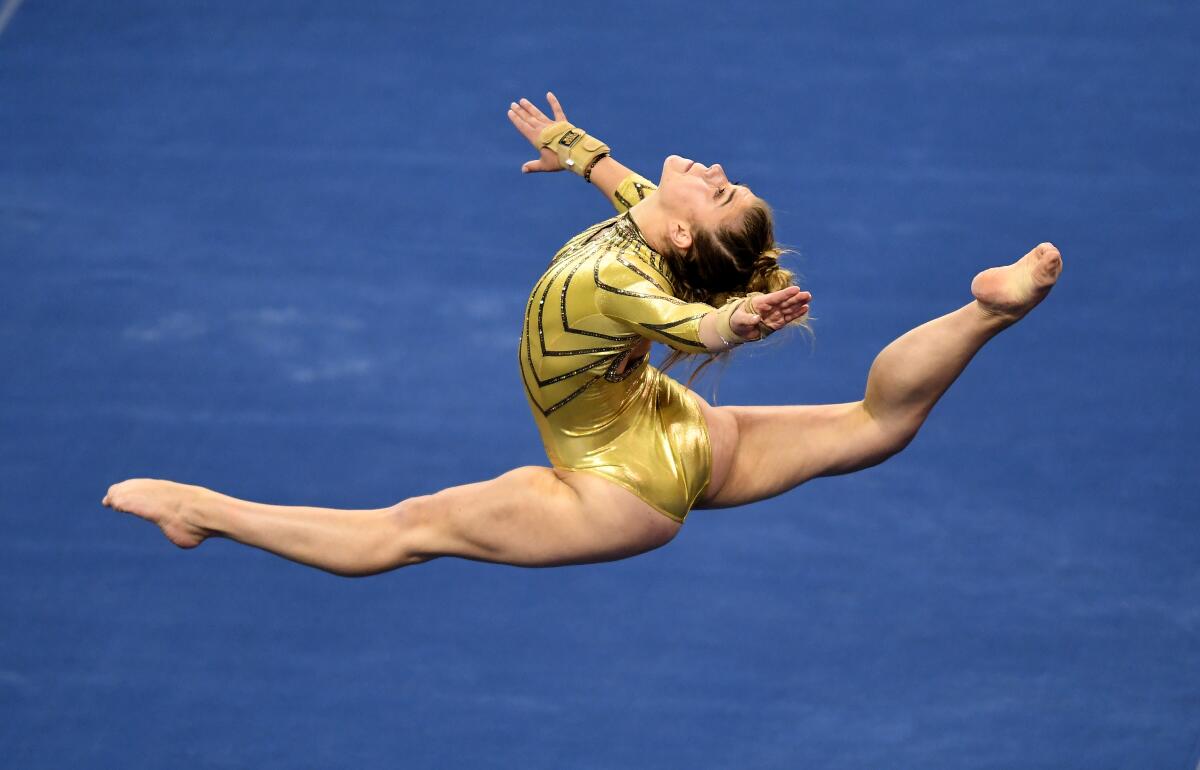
left=659, top=197, right=807, bottom=388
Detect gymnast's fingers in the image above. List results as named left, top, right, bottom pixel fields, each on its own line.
left=547, top=91, right=567, bottom=122
left=776, top=290, right=810, bottom=308
left=782, top=296, right=810, bottom=314
left=508, top=103, right=533, bottom=128
left=507, top=105, right=527, bottom=130
left=520, top=97, right=550, bottom=123
left=523, top=148, right=562, bottom=174
left=508, top=105, right=539, bottom=140
left=752, top=286, right=800, bottom=314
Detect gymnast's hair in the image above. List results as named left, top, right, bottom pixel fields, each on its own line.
left=659, top=197, right=809, bottom=389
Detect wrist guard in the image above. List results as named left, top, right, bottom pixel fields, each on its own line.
left=715, top=292, right=774, bottom=347
left=538, top=121, right=611, bottom=178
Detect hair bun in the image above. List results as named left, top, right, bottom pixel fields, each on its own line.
left=748, top=248, right=794, bottom=295
left=753, top=254, right=778, bottom=273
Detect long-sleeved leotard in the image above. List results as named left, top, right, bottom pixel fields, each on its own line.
left=519, top=173, right=716, bottom=521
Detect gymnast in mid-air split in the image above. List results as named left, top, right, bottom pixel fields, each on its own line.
left=103, top=92, right=1063, bottom=575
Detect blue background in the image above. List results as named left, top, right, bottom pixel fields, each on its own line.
left=2, top=1, right=1198, bottom=767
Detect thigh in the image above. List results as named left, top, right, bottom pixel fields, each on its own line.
left=696, top=400, right=899, bottom=509
left=413, top=465, right=680, bottom=567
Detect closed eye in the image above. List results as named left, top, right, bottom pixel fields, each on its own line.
left=718, top=183, right=740, bottom=207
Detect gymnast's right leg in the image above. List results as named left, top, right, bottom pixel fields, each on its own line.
left=102, top=467, right=679, bottom=576
left=698, top=242, right=1063, bottom=508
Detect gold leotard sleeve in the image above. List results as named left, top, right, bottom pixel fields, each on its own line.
left=609, top=172, right=658, bottom=213
left=594, top=253, right=714, bottom=353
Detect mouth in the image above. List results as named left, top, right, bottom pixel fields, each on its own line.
left=683, top=159, right=695, bottom=172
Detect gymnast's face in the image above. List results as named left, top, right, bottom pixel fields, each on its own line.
left=655, top=155, right=756, bottom=251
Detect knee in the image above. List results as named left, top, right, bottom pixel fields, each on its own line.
left=387, top=473, right=533, bottom=565
left=859, top=401, right=922, bottom=464
left=381, top=495, right=441, bottom=568
left=318, top=497, right=439, bottom=577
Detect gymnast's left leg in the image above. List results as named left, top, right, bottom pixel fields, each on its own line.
left=102, top=466, right=680, bottom=576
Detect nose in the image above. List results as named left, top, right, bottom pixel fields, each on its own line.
left=708, top=163, right=727, bottom=181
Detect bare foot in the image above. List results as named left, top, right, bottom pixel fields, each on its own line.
left=103, top=479, right=214, bottom=548
left=971, top=242, right=1063, bottom=321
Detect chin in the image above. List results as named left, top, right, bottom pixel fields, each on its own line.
left=660, top=155, right=691, bottom=183
left=665, top=155, right=690, bottom=169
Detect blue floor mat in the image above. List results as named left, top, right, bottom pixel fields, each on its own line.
left=2, top=2, right=1198, bottom=767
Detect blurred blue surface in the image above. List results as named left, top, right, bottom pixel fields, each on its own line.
left=2, top=1, right=1198, bottom=767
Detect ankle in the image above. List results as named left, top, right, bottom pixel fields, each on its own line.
left=180, top=485, right=225, bottom=536
left=969, top=300, right=1019, bottom=331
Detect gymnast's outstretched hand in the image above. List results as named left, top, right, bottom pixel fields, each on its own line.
left=732, top=286, right=812, bottom=340
left=507, top=92, right=571, bottom=173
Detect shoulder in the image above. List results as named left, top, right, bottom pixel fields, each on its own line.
left=547, top=215, right=622, bottom=268
left=598, top=220, right=678, bottom=296
left=595, top=250, right=681, bottom=302
left=612, top=173, right=658, bottom=212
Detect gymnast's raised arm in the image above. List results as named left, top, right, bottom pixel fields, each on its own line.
left=507, top=92, right=653, bottom=213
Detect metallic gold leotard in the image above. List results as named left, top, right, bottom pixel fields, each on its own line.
left=519, top=174, right=716, bottom=522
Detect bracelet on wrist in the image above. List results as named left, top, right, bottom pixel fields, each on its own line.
left=583, top=153, right=609, bottom=183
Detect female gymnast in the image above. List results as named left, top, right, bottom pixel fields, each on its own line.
left=102, top=93, right=1062, bottom=576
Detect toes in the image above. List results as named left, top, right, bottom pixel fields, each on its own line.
left=104, top=480, right=137, bottom=510
left=1035, top=242, right=1061, bottom=260
left=1032, top=243, right=1063, bottom=284
left=1026, top=243, right=1063, bottom=287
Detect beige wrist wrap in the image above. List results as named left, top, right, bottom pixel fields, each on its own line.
left=715, top=292, right=775, bottom=347
left=538, top=121, right=611, bottom=177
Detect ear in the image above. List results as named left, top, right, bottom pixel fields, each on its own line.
left=667, top=219, right=693, bottom=252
